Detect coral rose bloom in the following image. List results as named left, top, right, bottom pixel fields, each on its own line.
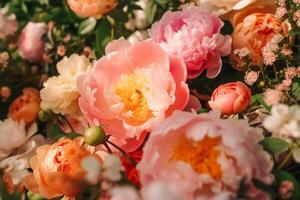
left=149, top=7, right=232, bottom=79
left=208, top=82, right=251, bottom=115
left=231, top=13, right=289, bottom=69
left=77, top=39, right=189, bottom=151
left=139, top=111, right=274, bottom=200
left=67, top=0, right=117, bottom=18
left=8, top=88, right=40, bottom=124
left=24, top=138, right=91, bottom=199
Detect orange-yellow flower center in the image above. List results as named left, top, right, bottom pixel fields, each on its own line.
left=114, top=72, right=152, bottom=126
left=170, top=136, right=222, bottom=180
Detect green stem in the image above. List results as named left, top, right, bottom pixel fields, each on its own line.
left=104, top=142, right=113, bottom=153
left=61, top=115, right=75, bottom=133
left=106, top=140, right=137, bottom=166
left=273, top=64, right=279, bottom=81
left=276, top=148, right=293, bottom=171
left=259, top=64, right=267, bottom=87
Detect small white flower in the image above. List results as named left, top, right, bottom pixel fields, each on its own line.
left=102, top=154, right=122, bottom=182
left=81, top=155, right=102, bottom=184
left=110, top=186, right=141, bottom=200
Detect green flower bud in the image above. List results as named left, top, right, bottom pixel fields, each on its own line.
left=27, top=191, right=44, bottom=200
left=84, top=125, right=106, bottom=146
left=38, top=109, right=53, bottom=122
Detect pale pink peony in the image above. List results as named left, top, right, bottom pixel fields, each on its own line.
left=18, top=22, right=47, bottom=62
left=149, top=7, right=232, bottom=79
left=264, top=89, right=283, bottom=106
left=0, top=7, right=17, bottom=40
left=138, top=111, right=274, bottom=200
left=77, top=39, right=189, bottom=152
left=208, top=82, right=251, bottom=115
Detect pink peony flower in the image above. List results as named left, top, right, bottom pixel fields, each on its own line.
left=138, top=111, right=274, bottom=200
left=0, top=7, right=17, bottom=40
left=77, top=39, right=189, bottom=152
left=208, top=82, right=251, bottom=115
left=18, top=22, right=47, bottom=62
left=149, top=7, right=232, bottom=79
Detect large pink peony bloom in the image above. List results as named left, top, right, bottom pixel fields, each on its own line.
left=18, top=22, right=47, bottom=62
left=139, top=111, right=274, bottom=200
left=77, top=39, right=189, bottom=152
left=149, top=7, right=232, bottom=79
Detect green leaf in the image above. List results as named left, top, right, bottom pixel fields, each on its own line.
left=275, top=171, right=300, bottom=199
left=21, top=1, right=28, bottom=13
left=260, top=137, right=289, bottom=155
left=95, top=18, right=113, bottom=56
left=145, top=0, right=158, bottom=24
left=155, top=0, right=169, bottom=5
left=47, top=124, right=81, bottom=140
left=79, top=17, right=97, bottom=35
left=109, top=9, right=128, bottom=22
left=251, top=94, right=270, bottom=111
left=288, top=29, right=300, bottom=36
left=292, top=77, right=300, bottom=101
left=253, top=179, right=277, bottom=199
left=237, top=178, right=248, bottom=199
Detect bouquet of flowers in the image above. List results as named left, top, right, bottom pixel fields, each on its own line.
left=1, top=0, right=300, bottom=199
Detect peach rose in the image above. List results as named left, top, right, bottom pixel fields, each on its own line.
left=67, top=0, right=117, bottom=18
left=208, top=82, right=251, bottom=115
left=231, top=12, right=289, bottom=69
left=77, top=39, right=189, bottom=152
left=24, top=138, right=92, bottom=199
left=8, top=88, right=40, bottom=124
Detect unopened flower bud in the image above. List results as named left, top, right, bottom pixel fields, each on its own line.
left=84, top=125, right=106, bottom=146
left=38, top=109, right=54, bottom=122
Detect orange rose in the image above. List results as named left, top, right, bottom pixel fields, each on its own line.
left=208, top=82, right=251, bottom=115
left=8, top=88, right=40, bottom=123
left=67, top=0, right=117, bottom=18
left=230, top=12, right=289, bottom=70
left=229, top=3, right=277, bottom=26
left=24, top=138, right=92, bottom=199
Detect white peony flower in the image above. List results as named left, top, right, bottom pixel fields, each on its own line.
left=263, top=104, right=300, bottom=142
left=0, top=118, right=37, bottom=159
left=196, top=0, right=276, bottom=16
left=0, top=134, right=45, bottom=185
left=40, top=54, right=91, bottom=115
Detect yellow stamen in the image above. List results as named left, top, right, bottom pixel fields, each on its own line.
left=171, top=136, right=222, bottom=180
left=115, top=72, right=152, bottom=126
